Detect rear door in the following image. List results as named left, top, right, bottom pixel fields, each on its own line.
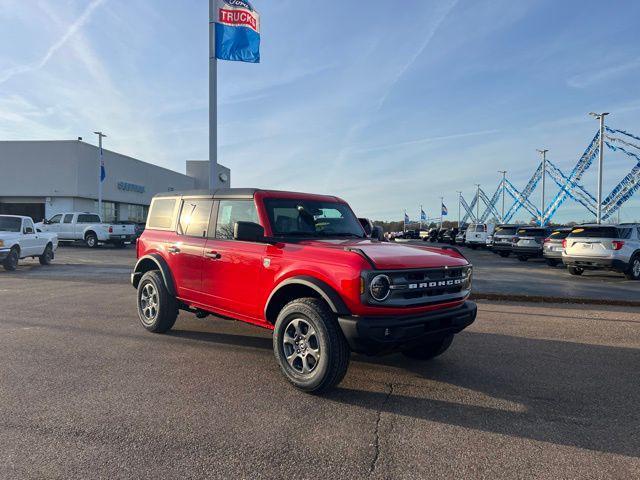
left=201, top=199, right=267, bottom=319
left=169, top=198, right=213, bottom=304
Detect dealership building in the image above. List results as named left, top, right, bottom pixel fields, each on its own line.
left=0, top=140, right=230, bottom=223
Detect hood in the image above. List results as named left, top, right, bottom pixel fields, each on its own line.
left=297, top=239, right=469, bottom=270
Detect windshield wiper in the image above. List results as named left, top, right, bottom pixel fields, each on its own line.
left=316, top=232, right=364, bottom=238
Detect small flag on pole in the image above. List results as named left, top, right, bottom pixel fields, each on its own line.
left=420, top=208, right=427, bottom=221
left=404, top=212, right=410, bottom=225
left=215, top=0, right=260, bottom=63
left=441, top=203, right=448, bottom=216
left=100, top=146, right=106, bottom=182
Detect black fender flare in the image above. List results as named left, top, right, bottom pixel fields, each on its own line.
left=264, top=275, right=351, bottom=321
left=131, top=253, right=177, bottom=296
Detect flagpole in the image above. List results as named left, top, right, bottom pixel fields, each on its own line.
left=94, top=131, right=106, bottom=217
left=420, top=205, right=422, bottom=231
left=209, top=0, right=218, bottom=191
left=440, top=197, right=443, bottom=229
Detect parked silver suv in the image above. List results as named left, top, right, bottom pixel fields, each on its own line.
left=562, top=224, right=640, bottom=280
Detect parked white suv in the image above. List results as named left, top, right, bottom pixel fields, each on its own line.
left=0, top=215, right=58, bottom=271
left=562, top=224, right=640, bottom=280
left=465, top=223, right=495, bottom=249
left=37, top=212, right=136, bottom=248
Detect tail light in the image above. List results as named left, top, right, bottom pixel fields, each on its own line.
left=108, top=226, right=113, bottom=233
left=562, top=239, right=567, bottom=249
left=543, top=237, right=551, bottom=244
left=612, top=241, right=625, bottom=251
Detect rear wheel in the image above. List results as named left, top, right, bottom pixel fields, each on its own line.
left=85, top=233, right=98, bottom=248
left=402, top=334, right=454, bottom=360
left=137, top=270, right=178, bottom=333
left=499, top=251, right=510, bottom=258
left=3, top=248, right=19, bottom=271
left=273, top=298, right=350, bottom=394
left=518, top=256, right=528, bottom=262
left=568, top=266, right=584, bottom=276
left=546, top=258, right=559, bottom=267
left=39, top=244, right=53, bottom=265
left=625, top=255, right=640, bottom=281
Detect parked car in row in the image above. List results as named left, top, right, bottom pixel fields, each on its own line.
left=441, top=227, right=459, bottom=245
left=512, top=226, right=552, bottom=261
left=37, top=212, right=136, bottom=248
left=465, top=223, right=494, bottom=249
left=0, top=215, right=58, bottom=271
left=562, top=224, right=640, bottom=280
left=491, top=224, right=521, bottom=257
left=542, top=228, right=572, bottom=266
left=455, top=226, right=467, bottom=246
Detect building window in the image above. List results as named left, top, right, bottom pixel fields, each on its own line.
left=94, top=201, right=117, bottom=223
left=127, top=204, right=148, bottom=223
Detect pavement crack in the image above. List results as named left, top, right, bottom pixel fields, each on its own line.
left=369, top=382, right=394, bottom=476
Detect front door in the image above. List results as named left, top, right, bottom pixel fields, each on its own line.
left=201, top=199, right=267, bottom=320
left=21, top=219, right=39, bottom=256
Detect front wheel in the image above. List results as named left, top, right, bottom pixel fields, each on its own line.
left=3, top=248, right=19, bottom=271
left=273, top=298, right=350, bottom=394
left=402, top=334, right=454, bottom=360
left=624, top=255, right=640, bottom=281
left=546, top=258, right=559, bottom=267
left=137, top=270, right=178, bottom=333
left=39, top=244, right=54, bottom=265
left=568, top=266, right=584, bottom=276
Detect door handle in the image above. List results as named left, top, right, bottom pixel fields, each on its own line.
left=167, top=246, right=181, bottom=254
left=204, top=251, right=222, bottom=260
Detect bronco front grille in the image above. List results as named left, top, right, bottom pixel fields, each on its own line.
left=362, top=266, right=472, bottom=308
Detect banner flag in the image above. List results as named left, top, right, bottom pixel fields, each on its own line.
left=215, top=0, right=260, bottom=63
left=441, top=204, right=448, bottom=216
left=100, top=146, right=106, bottom=182
left=420, top=209, right=427, bottom=221
left=404, top=213, right=410, bottom=225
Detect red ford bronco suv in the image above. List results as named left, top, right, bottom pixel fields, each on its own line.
left=132, top=189, right=476, bottom=393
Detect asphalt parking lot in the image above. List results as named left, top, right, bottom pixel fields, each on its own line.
left=1, top=247, right=639, bottom=479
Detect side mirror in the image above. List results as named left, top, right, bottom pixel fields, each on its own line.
left=24, top=227, right=34, bottom=234
left=372, top=225, right=385, bottom=241
left=234, top=221, right=265, bottom=243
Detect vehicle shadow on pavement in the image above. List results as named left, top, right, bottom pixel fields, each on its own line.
left=332, top=331, right=640, bottom=458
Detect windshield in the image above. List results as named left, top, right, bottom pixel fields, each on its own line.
left=0, top=216, right=21, bottom=232
left=264, top=198, right=365, bottom=238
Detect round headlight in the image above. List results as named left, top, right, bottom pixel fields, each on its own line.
left=370, top=274, right=391, bottom=301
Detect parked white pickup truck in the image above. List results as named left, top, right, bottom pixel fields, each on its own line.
left=0, top=215, right=58, bottom=271
left=37, top=212, right=136, bottom=248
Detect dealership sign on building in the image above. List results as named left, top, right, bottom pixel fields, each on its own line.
left=215, top=0, right=260, bottom=63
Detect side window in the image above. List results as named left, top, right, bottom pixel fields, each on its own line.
left=619, top=228, right=632, bottom=240
left=178, top=199, right=213, bottom=238
left=49, top=214, right=62, bottom=224
left=77, top=214, right=101, bottom=224
left=63, top=214, right=74, bottom=224
left=23, top=219, right=35, bottom=233
left=215, top=200, right=259, bottom=240
left=147, top=198, right=178, bottom=230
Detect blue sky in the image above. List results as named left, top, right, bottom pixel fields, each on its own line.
left=0, top=0, right=639, bottom=223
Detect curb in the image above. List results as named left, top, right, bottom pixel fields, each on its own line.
left=470, top=292, right=640, bottom=308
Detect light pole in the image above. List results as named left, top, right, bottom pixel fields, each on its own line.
left=475, top=184, right=481, bottom=223
left=209, top=0, right=218, bottom=190
left=456, top=191, right=462, bottom=227
left=590, top=112, right=609, bottom=224
left=498, top=171, right=507, bottom=223
left=94, top=131, right=107, bottom=218
left=536, top=149, right=548, bottom=226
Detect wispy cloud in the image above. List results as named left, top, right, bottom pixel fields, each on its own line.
left=567, top=57, right=640, bottom=89
left=0, top=0, right=106, bottom=85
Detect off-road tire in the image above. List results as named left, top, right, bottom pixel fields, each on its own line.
left=273, top=297, right=350, bottom=394
left=546, top=258, right=559, bottom=267
left=3, top=248, right=19, bottom=271
left=568, top=266, right=584, bottom=276
left=39, top=244, right=54, bottom=265
left=85, top=233, right=99, bottom=248
left=624, top=255, right=640, bottom=281
left=137, top=270, right=178, bottom=333
left=402, top=334, right=454, bottom=360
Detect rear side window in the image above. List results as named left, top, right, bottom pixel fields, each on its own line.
left=77, top=214, right=101, bottom=223
left=178, top=199, right=213, bottom=238
left=147, top=198, right=178, bottom=230
left=215, top=200, right=259, bottom=239
left=569, top=227, right=619, bottom=239
left=63, top=214, right=74, bottom=223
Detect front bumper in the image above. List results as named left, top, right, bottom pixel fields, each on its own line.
left=562, top=256, right=628, bottom=272
left=0, top=248, right=10, bottom=261
left=337, top=301, right=477, bottom=355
